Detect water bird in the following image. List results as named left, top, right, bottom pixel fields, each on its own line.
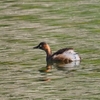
left=33, top=42, right=81, bottom=72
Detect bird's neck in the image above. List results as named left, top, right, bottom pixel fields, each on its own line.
left=45, top=46, right=52, bottom=62
left=45, top=48, right=52, bottom=59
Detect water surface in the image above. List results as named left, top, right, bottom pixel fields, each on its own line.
left=0, top=0, right=100, bottom=100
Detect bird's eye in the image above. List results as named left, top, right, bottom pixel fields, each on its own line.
left=39, top=45, right=42, bottom=48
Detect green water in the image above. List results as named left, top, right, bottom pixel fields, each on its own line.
left=0, top=0, right=100, bottom=100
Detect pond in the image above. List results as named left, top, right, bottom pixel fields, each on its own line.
left=0, top=0, right=100, bottom=100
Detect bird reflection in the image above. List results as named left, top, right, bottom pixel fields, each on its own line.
left=39, top=60, right=80, bottom=72
left=54, top=60, right=80, bottom=71
left=38, top=61, right=80, bottom=81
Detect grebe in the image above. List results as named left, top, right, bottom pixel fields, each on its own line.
left=33, top=42, right=81, bottom=72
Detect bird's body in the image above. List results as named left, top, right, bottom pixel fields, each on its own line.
left=33, top=42, right=81, bottom=72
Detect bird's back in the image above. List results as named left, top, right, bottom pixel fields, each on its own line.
left=51, top=48, right=80, bottom=63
